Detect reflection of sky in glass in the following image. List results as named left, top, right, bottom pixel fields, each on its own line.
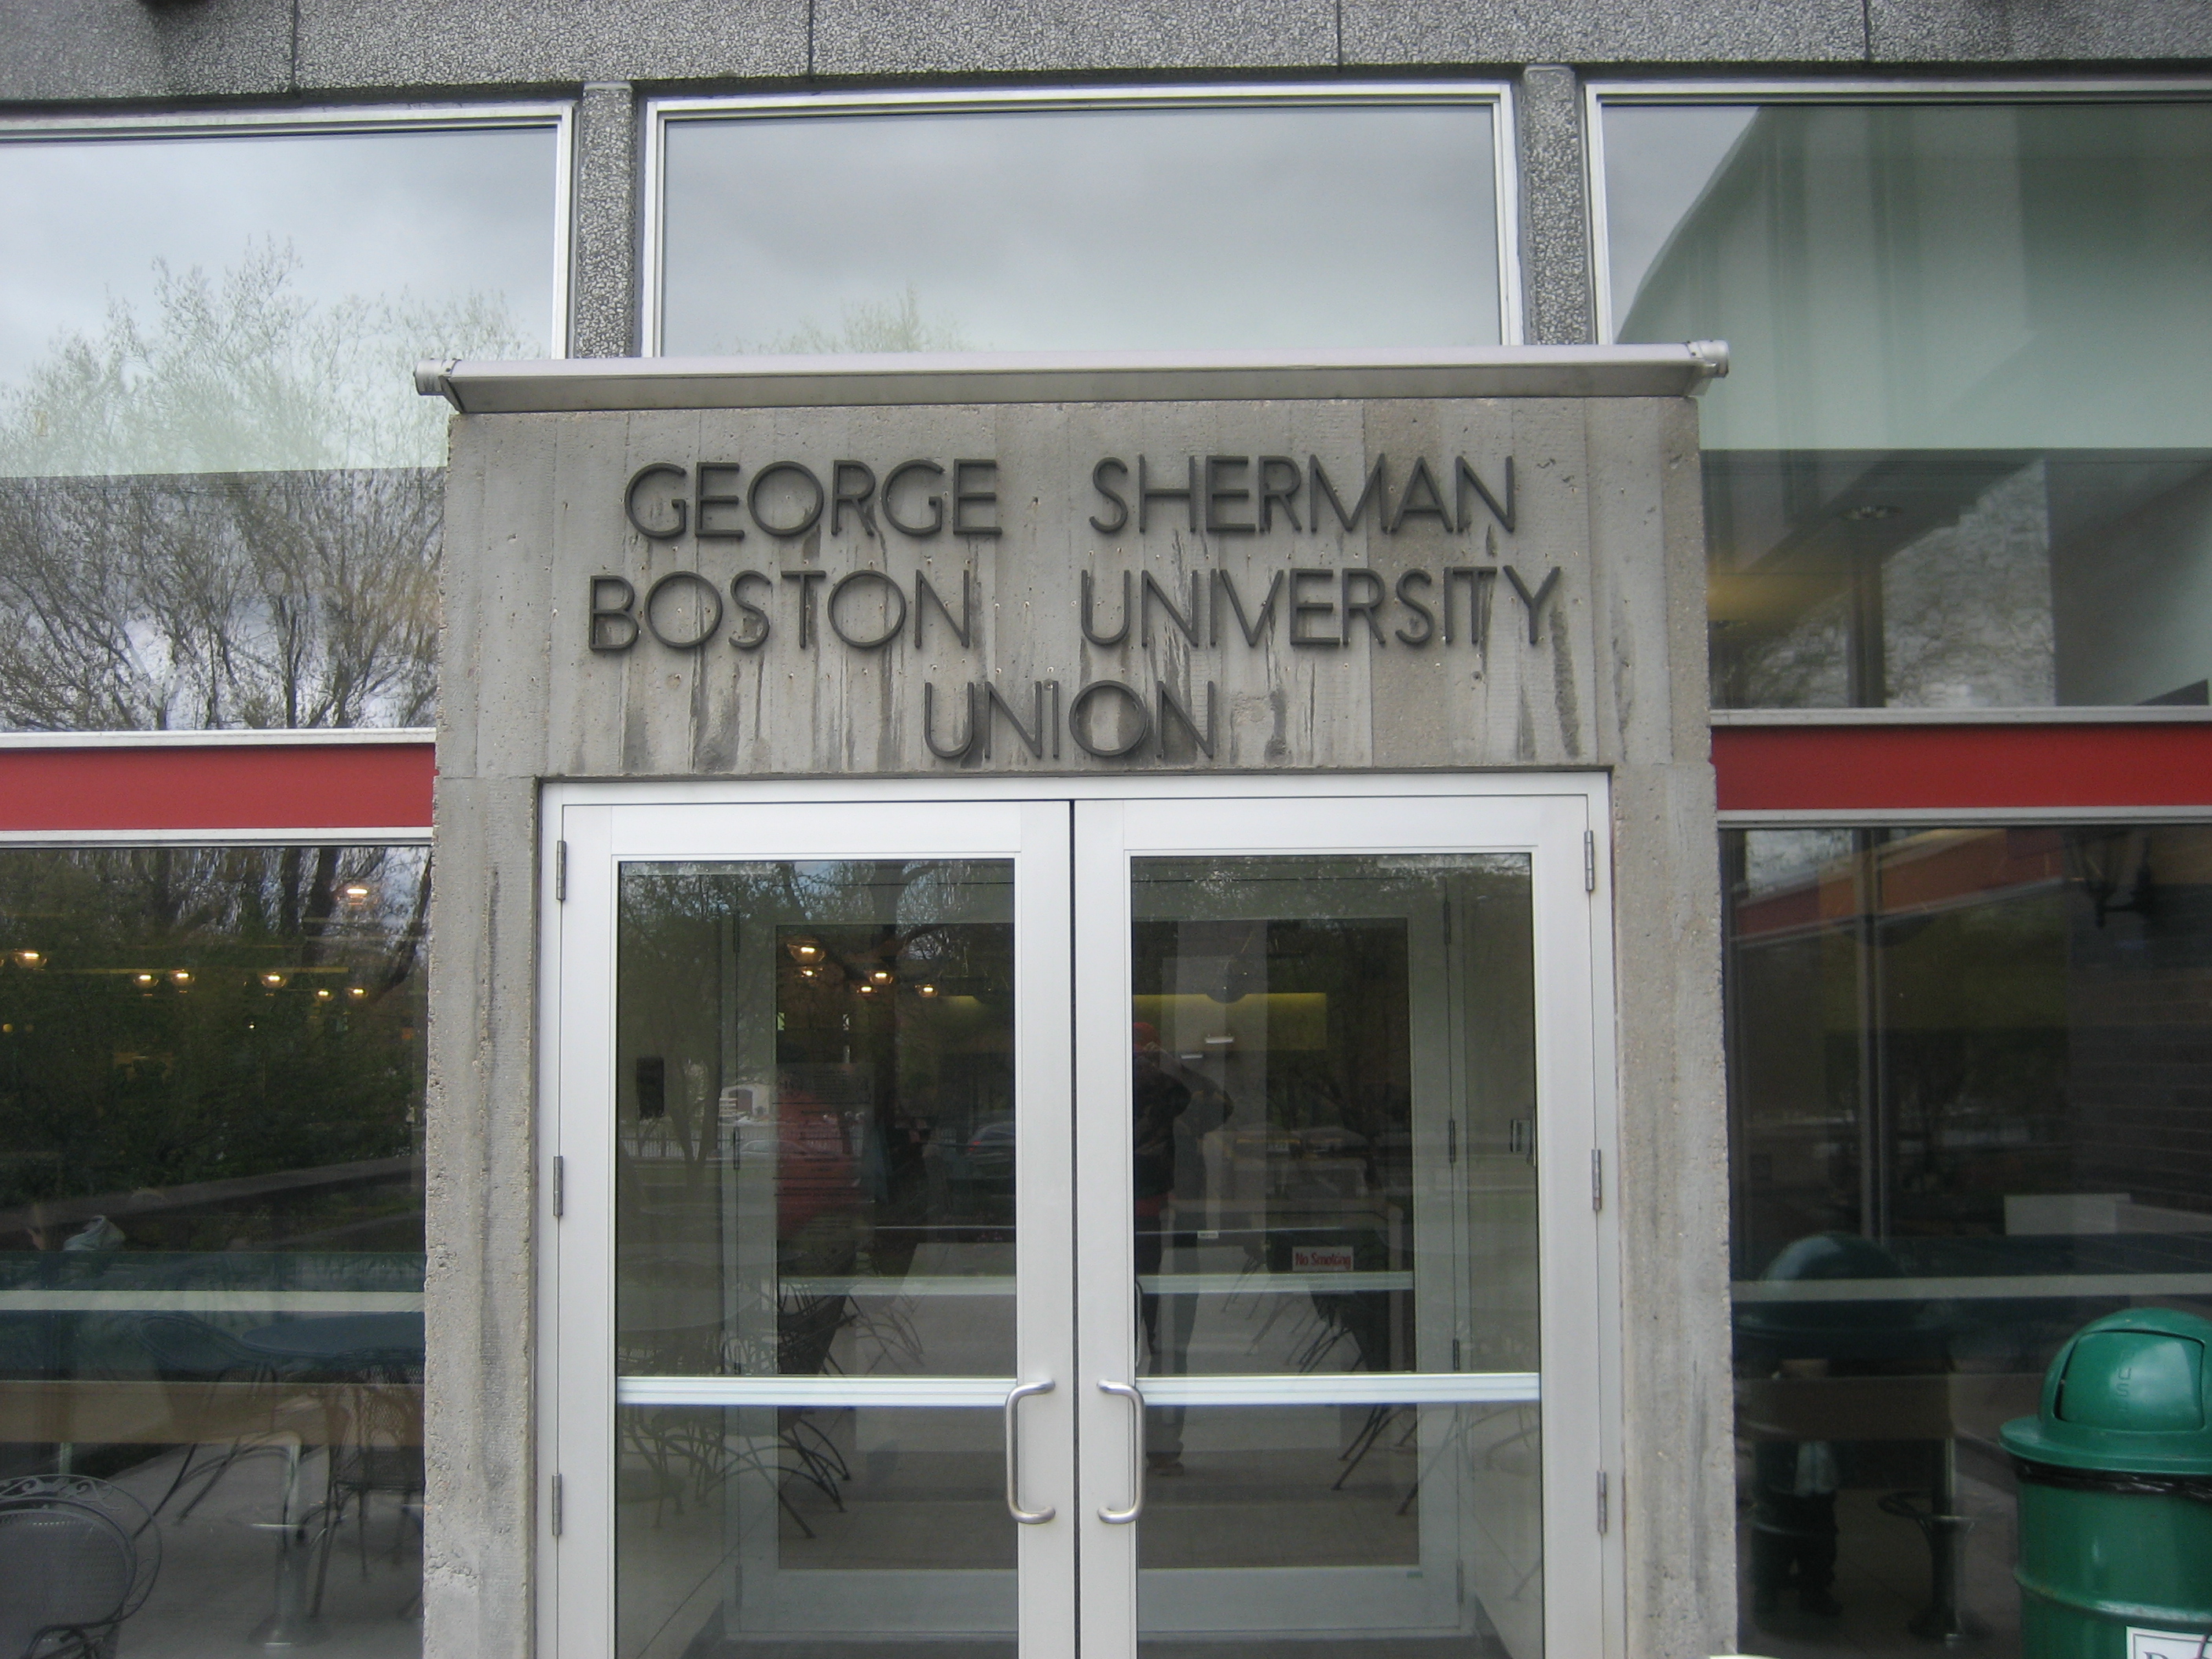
left=0, top=124, right=560, bottom=383
left=661, top=104, right=1501, bottom=354
left=1599, top=104, right=1757, bottom=334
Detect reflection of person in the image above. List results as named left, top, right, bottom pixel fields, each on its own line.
left=775, top=1084, right=862, bottom=1277
left=1738, top=1232, right=1938, bottom=1624
left=1133, top=1021, right=1231, bottom=1473
left=1751, top=1361, right=1842, bottom=1619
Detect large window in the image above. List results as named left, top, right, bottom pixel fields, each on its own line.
left=650, top=90, right=1516, bottom=356
left=0, top=841, right=429, bottom=1657
left=0, top=113, right=566, bottom=732
left=1599, top=93, right=2212, bottom=709
left=1722, top=822, right=2212, bottom=1654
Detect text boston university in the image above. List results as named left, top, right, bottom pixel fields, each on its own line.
left=584, top=449, right=1564, bottom=763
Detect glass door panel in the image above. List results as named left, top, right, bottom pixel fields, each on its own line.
left=556, top=788, right=1608, bottom=1659
left=1075, top=797, right=1604, bottom=1659
left=550, top=800, right=1074, bottom=1659
left=614, top=858, right=1020, bottom=1384
left=1130, top=854, right=1540, bottom=1657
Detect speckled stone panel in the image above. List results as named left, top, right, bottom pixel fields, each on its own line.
left=295, top=0, right=807, bottom=91
left=569, top=82, right=638, bottom=360
left=1342, top=0, right=1868, bottom=64
left=1870, top=0, right=2212, bottom=60
left=811, top=0, right=1338, bottom=77
left=0, top=0, right=292, bottom=104
left=1516, top=66, right=1593, bottom=346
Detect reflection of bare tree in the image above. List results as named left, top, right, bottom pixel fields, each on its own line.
left=0, top=244, right=523, bottom=731
left=0, top=469, right=442, bottom=728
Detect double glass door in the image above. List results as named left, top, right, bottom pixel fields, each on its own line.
left=544, top=785, right=1613, bottom=1659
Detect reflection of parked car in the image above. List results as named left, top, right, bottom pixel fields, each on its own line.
left=966, top=1119, right=1016, bottom=1184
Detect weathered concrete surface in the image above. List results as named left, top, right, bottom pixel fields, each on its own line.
left=443, top=398, right=1649, bottom=778
left=1518, top=67, right=1596, bottom=349
left=12, top=0, right=2211, bottom=112
left=1868, top=0, right=2212, bottom=59
left=0, top=0, right=291, bottom=104
left=421, top=773, right=540, bottom=1659
left=811, top=0, right=1337, bottom=75
left=295, top=0, right=808, bottom=89
left=1591, top=397, right=1734, bottom=1659
left=430, top=378, right=1732, bottom=1659
left=1342, top=0, right=1867, bottom=64
left=569, top=83, right=639, bottom=360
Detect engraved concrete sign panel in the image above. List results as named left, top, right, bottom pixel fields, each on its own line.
left=434, top=364, right=1708, bottom=780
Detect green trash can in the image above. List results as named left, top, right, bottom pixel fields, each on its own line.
left=2001, top=1308, right=2212, bottom=1657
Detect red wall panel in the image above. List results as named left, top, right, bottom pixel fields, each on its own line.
left=1713, top=723, right=2212, bottom=814
left=0, top=742, right=435, bottom=833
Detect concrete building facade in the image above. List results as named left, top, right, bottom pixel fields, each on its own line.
left=2, top=7, right=2210, bottom=1659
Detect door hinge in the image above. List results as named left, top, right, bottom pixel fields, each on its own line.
left=1591, top=1149, right=1604, bottom=1213
left=1596, top=1470, right=1609, bottom=1534
left=555, top=839, right=568, bottom=902
left=1446, top=1119, right=1458, bottom=1166
left=550, top=1472, right=564, bottom=1536
left=1584, top=830, right=1597, bottom=894
left=552, top=1155, right=566, bottom=1218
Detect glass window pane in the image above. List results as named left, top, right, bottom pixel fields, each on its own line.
left=616, top=1404, right=1015, bottom=1659
left=1723, top=823, right=2212, bottom=1654
left=1129, top=854, right=1540, bottom=1659
left=613, top=859, right=1019, bottom=1659
left=1138, top=1401, right=1539, bottom=1657
left=615, top=859, right=1018, bottom=1382
left=661, top=102, right=1501, bottom=355
left=1606, top=101, right=2212, bottom=709
left=0, top=844, right=428, bottom=1658
left=0, top=123, right=561, bottom=729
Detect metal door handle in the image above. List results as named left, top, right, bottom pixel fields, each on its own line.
left=1097, top=1379, right=1145, bottom=1523
left=1003, top=1379, right=1056, bottom=1524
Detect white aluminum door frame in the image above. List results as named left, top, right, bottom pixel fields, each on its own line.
left=539, top=796, right=1076, bottom=1659
left=1074, top=789, right=1616, bottom=1659
left=538, top=773, right=1622, bottom=1659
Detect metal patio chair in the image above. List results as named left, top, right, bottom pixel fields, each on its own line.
left=0, top=1474, right=161, bottom=1659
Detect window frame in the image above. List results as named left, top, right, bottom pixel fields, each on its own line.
left=0, top=101, right=579, bottom=359
left=641, top=82, right=1525, bottom=357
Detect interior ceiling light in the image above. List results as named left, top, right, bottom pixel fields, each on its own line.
left=342, top=884, right=372, bottom=899
left=786, top=938, right=824, bottom=964
left=134, top=972, right=156, bottom=986
left=870, top=968, right=893, bottom=983
left=261, top=972, right=286, bottom=987
left=349, top=986, right=368, bottom=998
left=317, top=988, right=334, bottom=1000
left=13, top=950, right=41, bottom=966
left=170, top=970, right=192, bottom=984
left=855, top=982, right=876, bottom=994
left=917, top=983, right=938, bottom=997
